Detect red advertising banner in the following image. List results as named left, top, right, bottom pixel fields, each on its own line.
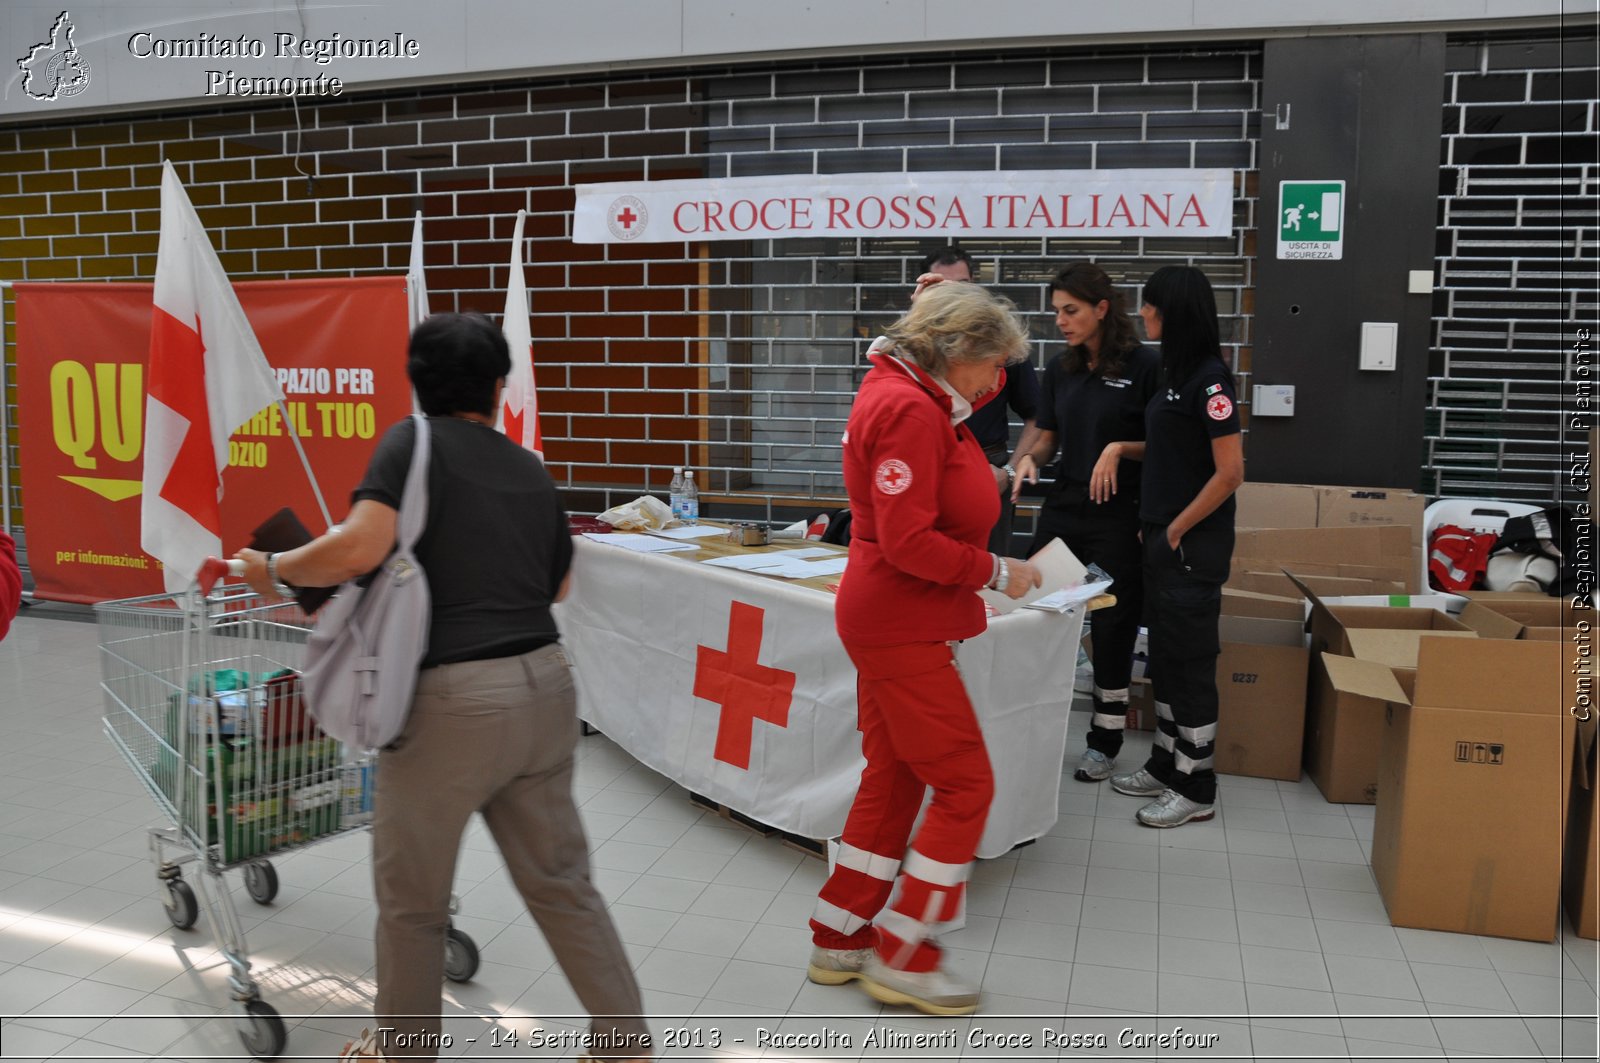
left=14, top=277, right=412, bottom=603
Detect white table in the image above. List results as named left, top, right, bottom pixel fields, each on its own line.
left=555, top=534, right=1088, bottom=859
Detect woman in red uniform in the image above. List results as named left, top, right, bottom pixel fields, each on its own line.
left=807, top=282, right=1041, bottom=1016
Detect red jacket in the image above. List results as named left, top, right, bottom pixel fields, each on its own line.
left=0, top=532, right=20, bottom=642
left=835, top=351, right=999, bottom=647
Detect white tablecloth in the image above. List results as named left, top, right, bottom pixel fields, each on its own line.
left=555, top=536, right=1087, bottom=859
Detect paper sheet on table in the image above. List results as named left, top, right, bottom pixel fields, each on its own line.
left=701, top=552, right=850, bottom=579
left=648, top=525, right=726, bottom=540
left=583, top=532, right=699, bottom=553
left=775, top=546, right=837, bottom=559
left=1025, top=579, right=1113, bottom=613
left=978, top=537, right=1087, bottom=615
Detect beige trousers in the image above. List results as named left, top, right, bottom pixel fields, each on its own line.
left=372, top=643, right=650, bottom=1060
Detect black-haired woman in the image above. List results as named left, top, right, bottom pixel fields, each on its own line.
left=1109, top=266, right=1243, bottom=828
left=236, top=313, right=651, bottom=1061
left=1011, top=263, right=1159, bottom=783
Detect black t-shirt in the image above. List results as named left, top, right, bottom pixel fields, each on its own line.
left=966, top=360, right=1041, bottom=454
left=353, top=416, right=573, bottom=668
left=1140, top=358, right=1242, bottom=527
left=1036, top=343, right=1161, bottom=496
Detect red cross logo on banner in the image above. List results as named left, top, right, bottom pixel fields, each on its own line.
left=615, top=205, right=638, bottom=229
left=694, top=601, right=796, bottom=770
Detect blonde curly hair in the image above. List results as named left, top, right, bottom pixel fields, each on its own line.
left=881, top=281, right=1029, bottom=378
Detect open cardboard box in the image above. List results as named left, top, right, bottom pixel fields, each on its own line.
left=1234, top=525, right=1418, bottom=593
left=1371, top=637, right=1579, bottom=941
left=1290, top=571, right=1479, bottom=801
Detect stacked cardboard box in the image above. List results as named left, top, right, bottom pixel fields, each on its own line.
left=1214, top=596, right=1310, bottom=781
left=1230, top=525, right=1418, bottom=598
left=1235, top=482, right=1426, bottom=582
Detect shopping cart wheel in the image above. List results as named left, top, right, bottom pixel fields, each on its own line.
left=163, top=878, right=198, bottom=930
left=443, top=927, right=480, bottom=982
left=238, top=998, right=286, bottom=1060
left=243, top=861, right=279, bottom=905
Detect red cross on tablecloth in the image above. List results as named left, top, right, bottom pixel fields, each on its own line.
left=694, top=601, right=796, bottom=770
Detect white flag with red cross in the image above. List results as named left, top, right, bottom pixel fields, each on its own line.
left=499, top=209, right=544, bottom=457
left=141, top=161, right=283, bottom=593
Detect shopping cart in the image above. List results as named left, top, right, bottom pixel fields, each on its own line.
left=97, top=583, right=481, bottom=1060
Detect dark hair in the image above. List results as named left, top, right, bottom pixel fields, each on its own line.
left=1050, top=262, right=1140, bottom=376
left=919, top=245, right=976, bottom=277
left=406, top=312, right=511, bottom=417
left=1141, top=265, right=1229, bottom=389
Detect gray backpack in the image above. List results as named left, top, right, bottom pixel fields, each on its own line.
left=302, top=415, right=432, bottom=750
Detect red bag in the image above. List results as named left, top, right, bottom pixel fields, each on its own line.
left=1427, top=523, right=1499, bottom=591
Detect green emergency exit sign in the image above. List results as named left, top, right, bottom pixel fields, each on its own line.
left=1277, top=180, right=1345, bottom=260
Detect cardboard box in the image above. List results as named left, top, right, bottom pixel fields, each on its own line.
left=1371, top=638, right=1576, bottom=941
left=1125, top=677, right=1157, bottom=732
left=1306, top=653, right=1408, bottom=803
left=1235, top=482, right=1424, bottom=533
left=1236, top=482, right=1319, bottom=529
left=1565, top=727, right=1598, bottom=939
left=1222, top=587, right=1308, bottom=623
left=1315, top=485, right=1425, bottom=533
left=1231, top=569, right=1407, bottom=600
left=1214, top=612, right=1310, bottom=781
left=1233, top=525, right=1418, bottom=593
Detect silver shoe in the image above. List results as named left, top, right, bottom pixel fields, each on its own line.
left=807, top=944, right=874, bottom=985
left=1074, top=748, right=1114, bottom=782
left=859, top=954, right=980, bottom=1015
left=1135, top=788, right=1215, bottom=828
left=1109, top=767, right=1166, bottom=796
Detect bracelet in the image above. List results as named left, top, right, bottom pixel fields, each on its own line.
left=989, top=553, right=1002, bottom=589
left=990, top=557, right=1010, bottom=592
left=1002, top=463, right=1016, bottom=484
left=265, top=553, right=296, bottom=600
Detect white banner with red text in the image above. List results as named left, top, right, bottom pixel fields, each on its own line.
left=573, top=168, right=1234, bottom=244
left=554, top=537, right=1085, bottom=858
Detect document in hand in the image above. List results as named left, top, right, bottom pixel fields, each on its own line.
left=978, top=537, right=1088, bottom=615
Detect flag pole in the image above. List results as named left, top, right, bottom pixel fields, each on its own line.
left=276, top=398, right=334, bottom=532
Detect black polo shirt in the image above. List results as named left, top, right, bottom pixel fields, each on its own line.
left=965, top=360, right=1040, bottom=455
left=1036, top=343, right=1161, bottom=495
left=1140, top=357, right=1242, bottom=527
left=354, top=416, right=572, bottom=668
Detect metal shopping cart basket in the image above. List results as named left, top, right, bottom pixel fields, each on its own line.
left=97, top=583, right=482, bottom=1060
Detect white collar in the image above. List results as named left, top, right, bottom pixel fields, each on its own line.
left=877, top=347, right=973, bottom=427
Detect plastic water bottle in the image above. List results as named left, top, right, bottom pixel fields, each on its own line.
left=669, top=466, right=685, bottom=522
left=681, top=471, right=699, bottom=525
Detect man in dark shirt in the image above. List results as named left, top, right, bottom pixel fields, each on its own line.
left=913, top=247, right=1041, bottom=555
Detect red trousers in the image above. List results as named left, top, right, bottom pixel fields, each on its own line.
left=810, top=641, right=994, bottom=972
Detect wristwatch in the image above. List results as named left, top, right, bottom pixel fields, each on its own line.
left=265, top=553, right=296, bottom=600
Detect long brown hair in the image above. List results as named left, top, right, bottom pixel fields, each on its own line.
left=1050, top=262, right=1141, bottom=377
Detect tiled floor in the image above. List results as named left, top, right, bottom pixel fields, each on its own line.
left=0, top=607, right=1597, bottom=1061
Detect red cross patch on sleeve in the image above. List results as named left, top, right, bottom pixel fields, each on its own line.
left=1207, top=394, right=1234, bottom=421
left=874, top=459, right=913, bottom=494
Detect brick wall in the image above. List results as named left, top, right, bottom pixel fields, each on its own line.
left=1, top=43, right=1262, bottom=548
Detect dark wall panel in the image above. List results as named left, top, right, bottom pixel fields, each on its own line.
left=1249, top=35, right=1445, bottom=488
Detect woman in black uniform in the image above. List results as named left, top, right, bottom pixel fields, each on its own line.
left=1109, top=266, right=1244, bottom=828
left=1012, top=263, right=1160, bottom=783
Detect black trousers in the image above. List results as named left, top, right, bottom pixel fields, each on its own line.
left=1139, top=518, right=1232, bottom=803
left=983, top=441, right=1016, bottom=556
left=1030, top=488, right=1144, bottom=758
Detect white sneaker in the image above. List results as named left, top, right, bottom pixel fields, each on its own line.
left=1109, top=767, right=1166, bottom=796
left=859, top=954, right=980, bottom=1015
left=1135, top=788, right=1215, bottom=828
left=1074, top=749, right=1114, bottom=782
left=807, top=944, right=874, bottom=985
